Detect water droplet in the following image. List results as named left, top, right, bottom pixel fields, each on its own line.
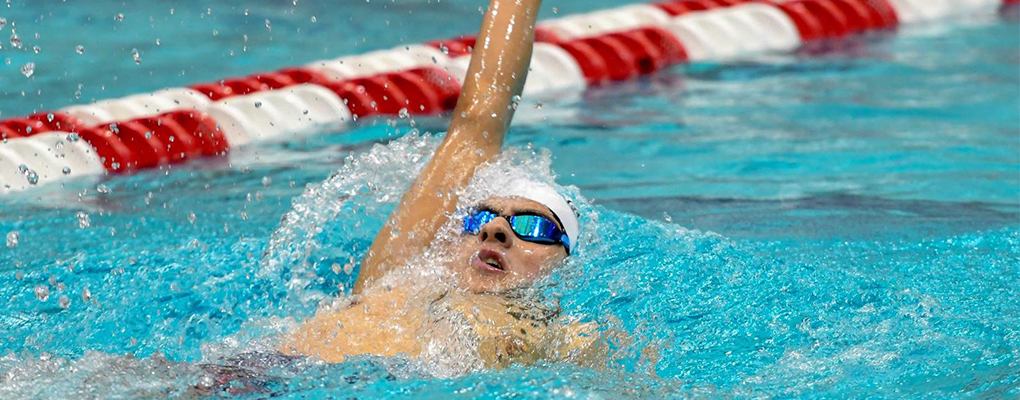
left=6, top=230, right=18, bottom=248
left=398, top=108, right=409, bottom=119
left=310, top=15, right=317, bottom=23
left=81, top=286, right=91, bottom=302
left=131, top=48, right=141, bottom=65
left=32, top=45, right=39, bottom=54
left=66, top=132, right=80, bottom=142
left=46, top=112, right=54, bottom=122
left=22, top=167, right=38, bottom=185
left=34, top=285, right=49, bottom=302
left=75, top=45, right=84, bottom=54
left=58, top=295, right=70, bottom=309
left=155, top=38, right=161, bottom=46
left=9, top=29, right=20, bottom=48
left=265, top=19, right=272, bottom=32
left=62, top=166, right=71, bottom=175
left=533, top=102, right=543, bottom=110
left=20, top=62, right=34, bottom=78
left=96, top=183, right=111, bottom=194
left=187, top=212, right=196, bottom=224
left=262, top=176, right=271, bottom=187
left=254, top=101, right=262, bottom=108
left=114, top=13, right=124, bottom=21
left=76, top=212, right=91, bottom=229
left=0, top=17, right=6, bottom=31
left=663, top=212, right=672, bottom=223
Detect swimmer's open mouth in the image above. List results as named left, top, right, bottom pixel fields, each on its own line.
left=474, top=249, right=506, bottom=273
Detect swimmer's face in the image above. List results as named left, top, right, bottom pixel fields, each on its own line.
left=450, top=196, right=568, bottom=293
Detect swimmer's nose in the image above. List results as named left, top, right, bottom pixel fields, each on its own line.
left=478, top=219, right=513, bottom=248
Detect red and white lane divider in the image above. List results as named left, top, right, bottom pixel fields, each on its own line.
left=0, top=0, right=1011, bottom=194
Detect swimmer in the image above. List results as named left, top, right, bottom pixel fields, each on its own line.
left=281, top=0, right=602, bottom=369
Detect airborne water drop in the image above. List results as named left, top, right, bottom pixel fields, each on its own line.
left=76, top=212, right=91, bottom=229
left=20, top=62, right=33, bottom=78
left=6, top=230, right=18, bottom=248
left=34, top=285, right=49, bottom=302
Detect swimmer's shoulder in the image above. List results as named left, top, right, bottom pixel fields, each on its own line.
left=443, top=292, right=603, bottom=368
left=544, top=319, right=603, bottom=366
left=280, top=287, right=428, bottom=362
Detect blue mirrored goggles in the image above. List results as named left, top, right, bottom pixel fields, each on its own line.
left=462, top=210, right=571, bottom=254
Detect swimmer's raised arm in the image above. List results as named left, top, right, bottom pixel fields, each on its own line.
left=354, top=0, right=541, bottom=293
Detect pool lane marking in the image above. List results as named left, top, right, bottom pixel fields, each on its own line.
left=0, top=0, right=1013, bottom=192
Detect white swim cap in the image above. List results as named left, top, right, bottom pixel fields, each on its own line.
left=503, top=179, right=580, bottom=252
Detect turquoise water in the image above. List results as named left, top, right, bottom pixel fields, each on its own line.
left=2, top=1, right=1019, bottom=399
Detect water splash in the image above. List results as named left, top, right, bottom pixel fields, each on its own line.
left=259, top=133, right=439, bottom=311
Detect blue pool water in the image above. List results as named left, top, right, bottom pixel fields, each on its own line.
left=1, top=1, right=1019, bottom=398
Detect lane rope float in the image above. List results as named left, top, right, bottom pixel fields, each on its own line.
left=0, top=0, right=1010, bottom=193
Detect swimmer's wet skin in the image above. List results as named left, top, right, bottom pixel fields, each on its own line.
left=281, top=0, right=603, bottom=368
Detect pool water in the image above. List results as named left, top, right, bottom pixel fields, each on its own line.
left=2, top=1, right=1019, bottom=399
